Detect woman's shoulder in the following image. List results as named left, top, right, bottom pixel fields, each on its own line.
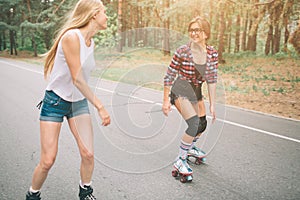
left=176, top=43, right=191, bottom=54
left=61, top=29, right=80, bottom=43
left=206, top=45, right=218, bottom=57
left=206, top=45, right=217, bottom=52
left=63, top=29, right=79, bottom=38
left=60, top=29, right=81, bottom=49
left=206, top=45, right=216, bottom=50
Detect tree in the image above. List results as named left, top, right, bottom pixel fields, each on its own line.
left=217, top=0, right=226, bottom=63
left=234, top=13, right=241, bottom=53
left=0, top=0, right=299, bottom=56
left=117, top=0, right=123, bottom=52
left=280, top=0, right=294, bottom=52
left=289, top=19, right=300, bottom=54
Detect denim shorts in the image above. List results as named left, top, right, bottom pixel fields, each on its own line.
left=40, top=90, right=90, bottom=122
left=170, top=78, right=203, bottom=105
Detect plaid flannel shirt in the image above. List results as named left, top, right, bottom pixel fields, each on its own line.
left=164, top=42, right=218, bottom=87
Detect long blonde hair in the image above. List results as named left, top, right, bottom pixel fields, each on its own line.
left=44, top=0, right=104, bottom=79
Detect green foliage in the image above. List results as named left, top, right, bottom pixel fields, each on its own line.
left=0, top=0, right=299, bottom=57
left=94, top=9, right=118, bottom=48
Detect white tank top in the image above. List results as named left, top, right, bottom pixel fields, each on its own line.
left=46, top=29, right=95, bottom=102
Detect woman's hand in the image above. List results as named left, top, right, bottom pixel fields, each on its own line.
left=98, top=106, right=111, bottom=126
left=162, top=100, right=171, bottom=116
left=210, top=104, right=216, bottom=123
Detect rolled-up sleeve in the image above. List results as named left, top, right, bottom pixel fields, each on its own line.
left=205, top=49, right=218, bottom=84
left=164, top=50, right=181, bottom=86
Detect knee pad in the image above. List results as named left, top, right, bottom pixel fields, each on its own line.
left=185, top=115, right=199, bottom=137
left=197, top=116, right=207, bottom=134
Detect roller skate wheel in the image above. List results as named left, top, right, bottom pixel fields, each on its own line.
left=195, top=158, right=201, bottom=165
left=172, top=170, right=178, bottom=177
left=180, top=176, right=187, bottom=183
left=201, top=157, right=206, bottom=162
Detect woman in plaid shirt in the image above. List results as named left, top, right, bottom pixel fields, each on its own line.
left=162, top=16, right=218, bottom=182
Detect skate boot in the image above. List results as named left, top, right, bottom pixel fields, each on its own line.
left=187, top=146, right=206, bottom=165
left=25, top=191, right=41, bottom=200
left=171, top=157, right=193, bottom=183
left=79, top=185, right=97, bottom=200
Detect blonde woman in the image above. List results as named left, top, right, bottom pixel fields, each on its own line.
left=26, top=0, right=110, bottom=199
left=162, top=16, right=218, bottom=182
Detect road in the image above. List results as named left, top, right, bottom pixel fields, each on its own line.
left=0, top=57, right=299, bottom=200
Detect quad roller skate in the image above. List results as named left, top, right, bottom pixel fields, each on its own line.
left=187, top=146, right=206, bottom=165
left=172, top=157, right=193, bottom=183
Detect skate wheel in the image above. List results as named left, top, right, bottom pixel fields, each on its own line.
left=201, top=157, right=206, bottom=162
left=172, top=170, right=178, bottom=177
left=180, top=176, right=187, bottom=183
left=195, top=158, right=201, bottom=165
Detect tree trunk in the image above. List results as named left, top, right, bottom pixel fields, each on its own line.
left=9, top=30, right=17, bottom=56
left=117, top=0, right=123, bottom=52
left=134, top=3, right=139, bottom=46
left=265, top=24, right=273, bottom=55
left=127, top=3, right=133, bottom=48
left=241, top=11, right=248, bottom=51
left=217, top=1, right=226, bottom=63
left=272, top=0, right=283, bottom=54
left=3, top=30, right=6, bottom=50
left=13, top=30, right=17, bottom=55
left=209, top=0, right=219, bottom=44
left=289, top=20, right=300, bottom=54
left=0, top=31, right=2, bottom=51
left=234, top=14, right=240, bottom=53
left=163, top=0, right=170, bottom=56
left=9, top=30, right=13, bottom=55
left=227, top=17, right=232, bottom=53
left=273, top=25, right=281, bottom=54
left=32, top=34, right=37, bottom=57
left=281, top=0, right=294, bottom=52
left=248, top=0, right=267, bottom=51
left=283, top=25, right=290, bottom=53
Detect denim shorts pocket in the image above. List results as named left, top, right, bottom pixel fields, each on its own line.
left=43, top=90, right=61, bottom=106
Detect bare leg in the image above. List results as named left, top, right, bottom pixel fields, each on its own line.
left=173, top=98, right=198, bottom=173
left=68, top=114, right=94, bottom=184
left=31, top=121, right=62, bottom=190
left=174, top=97, right=198, bottom=144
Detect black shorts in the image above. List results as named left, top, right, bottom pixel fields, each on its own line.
left=170, top=78, right=203, bottom=105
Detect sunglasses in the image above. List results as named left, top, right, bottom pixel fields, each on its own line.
left=188, top=28, right=203, bottom=34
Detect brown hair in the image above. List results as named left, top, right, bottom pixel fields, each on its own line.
left=43, top=0, right=104, bottom=79
left=188, top=16, right=211, bottom=40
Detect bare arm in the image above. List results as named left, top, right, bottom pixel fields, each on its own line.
left=162, top=86, right=171, bottom=116
left=207, top=82, right=216, bottom=122
left=62, top=32, right=110, bottom=126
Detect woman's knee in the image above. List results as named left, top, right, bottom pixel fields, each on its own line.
left=197, top=116, right=207, bottom=134
left=81, top=149, right=94, bottom=163
left=40, top=156, right=56, bottom=171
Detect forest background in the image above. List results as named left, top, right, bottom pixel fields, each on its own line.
left=0, top=0, right=299, bottom=120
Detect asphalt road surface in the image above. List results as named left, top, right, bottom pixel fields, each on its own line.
left=0, top=58, right=299, bottom=200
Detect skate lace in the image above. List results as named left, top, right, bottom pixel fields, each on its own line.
left=177, top=158, right=192, bottom=172
left=192, top=146, right=205, bottom=155
left=184, top=161, right=192, bottom=172
left=84, top=194, right=96, bottom=200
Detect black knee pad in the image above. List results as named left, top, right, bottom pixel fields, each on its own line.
left=197, top=116, right=207, bottom=134
left=185, top=115, right=199, bottom=137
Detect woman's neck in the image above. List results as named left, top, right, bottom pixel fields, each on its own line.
left=79, top=26, right=96, bottom=47
left=191, top=42, right=206, bottom=52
